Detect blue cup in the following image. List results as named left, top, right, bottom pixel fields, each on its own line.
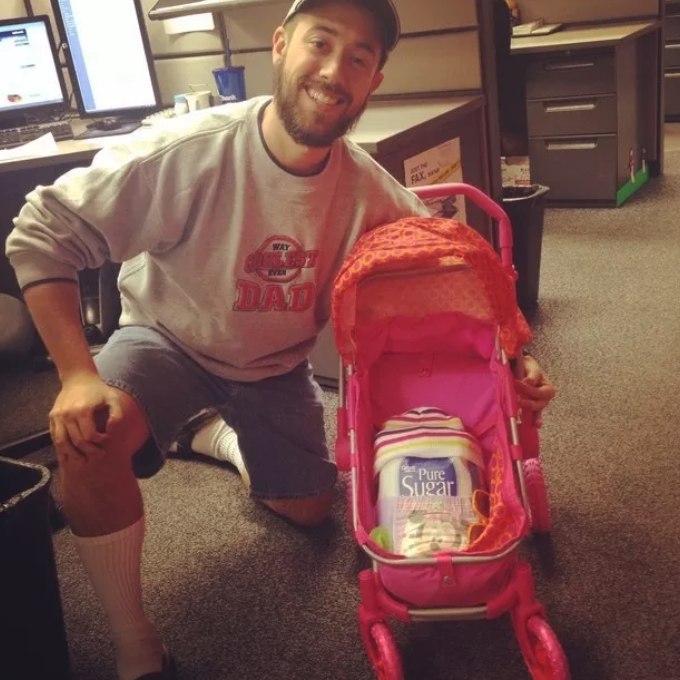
left=212, top=66, right=247, bottom=104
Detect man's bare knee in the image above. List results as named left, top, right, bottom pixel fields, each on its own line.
left=57, top=389, right=150, bottom=536
left=57, top=387, right=150, bottom=470
left=261, top=489, right=335, bottom=527
left=57, top=386, right=150, bottom=507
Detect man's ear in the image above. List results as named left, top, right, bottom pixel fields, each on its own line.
left=369, top=71, right=385, bottom=96
left=272, top=26, right=287, bottom=65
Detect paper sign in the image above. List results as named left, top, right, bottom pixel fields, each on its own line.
left=404, top=138, right=465, bottom=223
left=163, top=13, right=215, bottom=35
left=0, top=133, right=59, bottom=162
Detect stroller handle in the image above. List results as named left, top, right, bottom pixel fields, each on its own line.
left=411, top=183, right=513, bottom=268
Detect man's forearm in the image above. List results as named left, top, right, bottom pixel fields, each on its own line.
left=23, top=281, right=98, bottom=381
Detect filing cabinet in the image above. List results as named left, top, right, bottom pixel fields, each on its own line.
left=665, top=1, right=680, bottom=119
left=519, top=30, right=659, bottom=206
left=524, top=51, right=622, bottom=203
left=512, top=21, right=662, bottom=206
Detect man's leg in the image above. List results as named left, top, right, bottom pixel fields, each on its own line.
left=60, top=391, right=163, bottom=680
left=63, top=326, right=223, bottom=680
left=221, top=360, right=337, bottom=526
left=173, top=408, right=250, bottom=485
left=261, top=487, right=335, bottom=526
left=177, top=412, right=334, bottom=524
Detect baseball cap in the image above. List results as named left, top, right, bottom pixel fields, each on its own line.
left=283, top=0, right=401, bottom=53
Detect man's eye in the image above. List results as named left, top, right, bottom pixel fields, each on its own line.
left=311, top=39, right=326, bottom=50
left=352, top=56, right=367, bottom=68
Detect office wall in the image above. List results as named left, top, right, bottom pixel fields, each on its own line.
left=146, top=0, right=482, bottom=105
left=0, top=1, right=26, bottom=19
left=518, top=0, right=661, bottom=25
left=17, top=0, right=482, bottom=109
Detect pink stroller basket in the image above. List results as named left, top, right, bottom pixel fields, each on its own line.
left=331, top=184, right=569, bottom=680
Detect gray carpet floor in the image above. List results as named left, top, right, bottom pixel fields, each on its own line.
left=12, top=153, right=680, bottom=680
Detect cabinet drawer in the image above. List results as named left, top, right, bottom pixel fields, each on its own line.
left=529, top=135, right=617, bottom=202
left=667, top=16, right=680, bottom=41
left=527, top=95, right=617, bottom=137
left=666, top=42, right=680, bottom=68
left=666, top=71, right=680, bottom=116
left=526, top=53, right=615, bottom=100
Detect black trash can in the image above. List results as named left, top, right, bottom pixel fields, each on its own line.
left=0, top=457, right=71, bottom=680
left=502, top=184, right=550, bottom=317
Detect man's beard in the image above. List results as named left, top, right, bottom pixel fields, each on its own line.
left=273, top=58, right=368, bottom=148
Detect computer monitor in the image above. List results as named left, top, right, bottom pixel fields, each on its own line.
left=51, top=0, right=162, bottom=132
left=0, top=16, right=69, bottom=128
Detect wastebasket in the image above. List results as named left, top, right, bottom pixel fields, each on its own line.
left=0, top=457, right=71, bottom=680
left=502, top=184, right=550, bottom=317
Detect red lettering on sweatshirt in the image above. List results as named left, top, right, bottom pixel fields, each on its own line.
left=244, top=236, right=319, bottom=284
left=234, top=280, right=316, bottom=312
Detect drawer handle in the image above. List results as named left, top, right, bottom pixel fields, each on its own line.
left=666, top=72, right=680, bottom=79
left=546, top=139, right=598, bottom=151
left=544, top=100, right=597, bottom=113
left=666, top=43, right=680, bottom=50
left=544, top=60, right=596, bottom=72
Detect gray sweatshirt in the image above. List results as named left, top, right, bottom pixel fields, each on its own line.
left=6, top=97, right=428, bottom=381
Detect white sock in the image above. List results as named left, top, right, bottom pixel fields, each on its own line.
left=73, top=517, right=164, bottom=680
left=191, top=418, right=249, bottom=486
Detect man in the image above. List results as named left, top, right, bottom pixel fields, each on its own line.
left=6, top=1, right=554, bottom=678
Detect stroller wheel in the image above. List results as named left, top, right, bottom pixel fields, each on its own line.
left=366, top=622, right=403, bottom=680
left=523, top=457, right=552, bottom=533
left=523, top=616, right=570, bottom=680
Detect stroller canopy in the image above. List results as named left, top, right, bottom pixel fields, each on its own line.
left=332, top=216, right=531, bottom=358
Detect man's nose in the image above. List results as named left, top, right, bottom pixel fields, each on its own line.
left=318, top=53, right=345, bottom=83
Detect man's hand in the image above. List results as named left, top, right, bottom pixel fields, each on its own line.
left=515, top=354, right=556, bottom=428
left=49, top=373, right=125, bottom=464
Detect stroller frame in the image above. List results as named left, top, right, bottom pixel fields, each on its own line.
left=334, top=184, right=569, bottom=680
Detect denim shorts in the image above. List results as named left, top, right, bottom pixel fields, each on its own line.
left=94, top=326, right=336, bottom=500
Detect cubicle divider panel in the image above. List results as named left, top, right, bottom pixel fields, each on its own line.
left=0, top=0, right=27, bottom=20
left=141, top=0, right=483, bottom=105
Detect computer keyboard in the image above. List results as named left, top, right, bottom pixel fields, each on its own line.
left=0, top=121, right=75, bottom=150
left=141, top=108, right=176, bottom=126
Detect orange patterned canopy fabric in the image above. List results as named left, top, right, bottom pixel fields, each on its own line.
left=332, top=217, right=532, bottom=358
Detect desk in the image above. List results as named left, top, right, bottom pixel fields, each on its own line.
left=511, top=21, right=662, bottom=206
left=511, top=21, right=659, bottom=56
left=0, top=96, right=489, bottom=385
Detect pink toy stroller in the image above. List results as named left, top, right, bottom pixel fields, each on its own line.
left=331, top=184, right=569, bottom=680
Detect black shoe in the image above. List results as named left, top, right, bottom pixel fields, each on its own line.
left=134, top=650, right=177, bottom=680
left=172, top=407, right=219, bottom=459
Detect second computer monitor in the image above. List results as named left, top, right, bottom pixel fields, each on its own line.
left=0, top=15, right=69, bottom=125
left=52, top=0, right=162, bottom=120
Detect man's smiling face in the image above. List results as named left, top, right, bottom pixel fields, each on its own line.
left=272, top=1, right=385, bottom=148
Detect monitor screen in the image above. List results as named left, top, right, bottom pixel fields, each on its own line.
left=52, top=0, right=161, bottom=117
left=0, top=16, right=68, bottom=120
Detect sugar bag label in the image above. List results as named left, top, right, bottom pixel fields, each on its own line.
left=398, top=457, right=458, bottom=497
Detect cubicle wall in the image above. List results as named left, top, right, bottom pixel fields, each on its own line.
left=147, top=0, right=482, bottom=104
left=8, top=0, right=483, bottom=108
left=518, top=0, right=661, bottom=24
left=3, top=0, right=662, bottom=107
left=1, top=0, right=25, bottom=18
